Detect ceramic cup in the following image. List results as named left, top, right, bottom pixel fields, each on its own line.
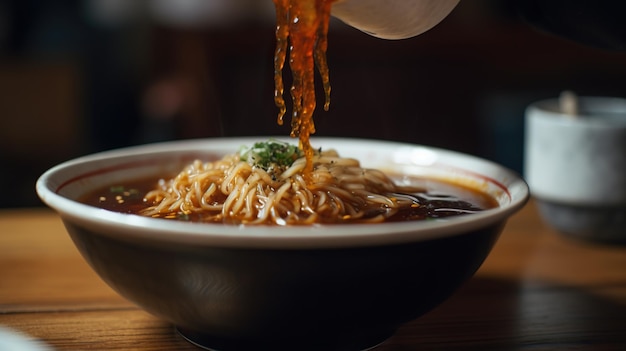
left=524, top=95, right=626, bottom=244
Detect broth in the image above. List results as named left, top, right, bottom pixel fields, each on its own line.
left=80, top=175, right=498, bottom=225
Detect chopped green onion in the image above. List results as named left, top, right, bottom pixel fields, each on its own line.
left=110, top=185, right=125, bottom=193
left=239, top=139, right=303, bottom=171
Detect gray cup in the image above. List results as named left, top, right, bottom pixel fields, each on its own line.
left=524, top=96, right=626, bottom=244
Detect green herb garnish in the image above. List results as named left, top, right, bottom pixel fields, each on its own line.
left=239, top=139, right=303, bottom=173
left=110, top=185, right=125, bottom=193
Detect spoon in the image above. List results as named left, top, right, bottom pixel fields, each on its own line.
left=559, top=90, right=580, bottom=118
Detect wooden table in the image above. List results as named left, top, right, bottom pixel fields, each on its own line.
left=2, top=201, right=626, bottom=350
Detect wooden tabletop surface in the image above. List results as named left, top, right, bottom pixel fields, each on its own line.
left=1, top=200, right=626, bottom=350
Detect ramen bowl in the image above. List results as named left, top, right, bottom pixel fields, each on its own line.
left=36, top=137, right=528, bottom=351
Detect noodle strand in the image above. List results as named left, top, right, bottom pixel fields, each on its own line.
left=141, top=150, right=423, bottom=225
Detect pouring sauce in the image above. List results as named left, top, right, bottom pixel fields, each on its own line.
left=273, top=0, right=335, bottom=177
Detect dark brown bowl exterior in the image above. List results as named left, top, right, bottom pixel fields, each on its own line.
left=63, top=219, right=505, bottom=351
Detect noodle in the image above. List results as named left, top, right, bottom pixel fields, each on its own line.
left=141, top=148, right=423, bottom=225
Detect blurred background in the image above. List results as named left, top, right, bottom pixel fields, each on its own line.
left=2, top=0, right=626, bottom=208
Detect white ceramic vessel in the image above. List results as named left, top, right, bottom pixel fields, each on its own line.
left=524, top=96, right=626, bottom=243
left=37, top=137, right=528, bottom=350
left=332, top=0, right=460, bottom=39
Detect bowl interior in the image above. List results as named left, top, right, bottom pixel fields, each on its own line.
left=37, top=137, right=529, bottom=249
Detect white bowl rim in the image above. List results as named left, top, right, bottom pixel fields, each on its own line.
left=36, top=137, right=529, bottom=249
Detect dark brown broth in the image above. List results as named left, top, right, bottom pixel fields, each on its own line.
left=79, top=176, right=498, bottom=224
